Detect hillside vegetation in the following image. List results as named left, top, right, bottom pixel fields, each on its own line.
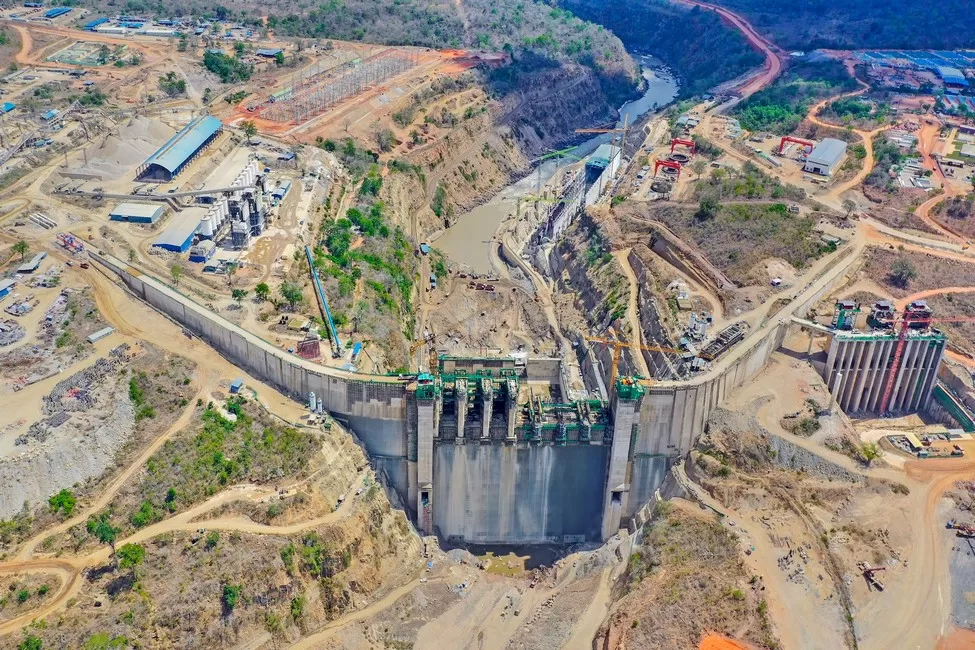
left=558, top=0, right=764, bottom=97
left=267, top=0, right=638, bottom=104
left=733, top=60, right=858, bottom=134
left=715, top=0, right=975, bottom=50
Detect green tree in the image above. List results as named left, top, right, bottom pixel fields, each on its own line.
left=48, top=489, right=76, bottom=517
left=889, top=258, right=918, bottom=288
left=279, top=282, right=302, bottom=310
left=691, top=159, right=708, bottom=179
left=117, top=543, right=145, bottom=573
left=255, top=282, right=270, bottom=302
left=12, top=239, right=29, bottom=260
left=696, top=197, right=720, bottom=221
left=226, top=261, right=238, bottom=287
left=86, top=512, right=119, bottom=559
left=18, top=633, right=42, bottom=650
left=859, top=442, right=883, bottom=466
left=231, top=288, right=248, bottom=306
left=274, top=51, right=285, bottom=66
left=241, top=119, right=257, bottom=143
left=170, top=262, right=184, bottom=287
left=842, top=198, right=857, bottom=217
left=222, top=584, right=242, bottom=612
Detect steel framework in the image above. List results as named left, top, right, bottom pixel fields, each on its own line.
left=261, top=49, right=419, bottom=124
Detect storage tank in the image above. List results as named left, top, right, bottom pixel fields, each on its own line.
left=198, top=215, right=214, bottom=238
left=309, top=392, right=316, bottom=410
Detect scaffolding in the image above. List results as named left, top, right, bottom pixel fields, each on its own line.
left=261, top=49, right=419, bottom=124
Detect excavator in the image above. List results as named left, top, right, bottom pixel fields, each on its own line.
left=856, top=561, right=886, bottom=591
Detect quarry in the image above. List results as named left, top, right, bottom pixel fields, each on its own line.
left=2, top=2, right=975, bottom=649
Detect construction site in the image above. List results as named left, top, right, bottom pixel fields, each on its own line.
left=2, top=1, right=975, bottom=648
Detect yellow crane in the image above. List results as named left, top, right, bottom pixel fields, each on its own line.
left=575, top=114, right=630, bottom=157
left=585, top=335, right=712, bottom=386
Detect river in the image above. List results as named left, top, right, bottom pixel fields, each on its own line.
left=434, top=54, right=679, bottom=274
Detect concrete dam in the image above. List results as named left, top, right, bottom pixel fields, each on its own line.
left=90, top=248, right=828, bottom=544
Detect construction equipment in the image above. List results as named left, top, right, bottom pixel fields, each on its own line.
left=585, top=336, right=712, bottom=386
left=778, top=136, right=815, bottom=156
left=575, top=114, right=630, bottom=156
left=409, top=332, right=436, bottom=372
left=877, top=305, right=975, bottom=414
left=947, top=519, right=975, bottom=537
left=856, top=561, right=886, bottom=591
left=654, top=159, right=682, bottom=178
left=670, top=138, right=696, bottom=154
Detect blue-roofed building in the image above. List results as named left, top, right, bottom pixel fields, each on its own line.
left=0, top=102, right=15, bottom=114
left=937, top=66, right=969, bottom=89
left=152, top=208, right=205, bottom=252
left=85, top=17, right=108, bottom=30
left=138, top=115, right=223, bottom=182
left=270, top=179, right=291, bottom=203
left=43, top=7, right=69, bottom=18
left=40, top=109, right=58, bottom=121
left=256, top=48, right=283, bottom=58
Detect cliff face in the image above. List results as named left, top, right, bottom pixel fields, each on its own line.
left=393, top=61, right=625, bottom=238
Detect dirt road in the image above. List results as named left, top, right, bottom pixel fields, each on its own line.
left=678, top=0, right=782, bottom=98
left=613, top=249, right=652, bottom=378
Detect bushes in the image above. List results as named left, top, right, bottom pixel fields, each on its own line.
left=48, top=489, right=76, bottom=517
left=202, top=51, right=252, bottom=83
left=128, top=373, right=156, bottom=421
left=135, top=399, right=319, bottom=518
left=733, top=60, right=858, bottom=134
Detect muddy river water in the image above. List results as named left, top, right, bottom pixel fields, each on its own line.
left=434, top=55, right=679, bottom=274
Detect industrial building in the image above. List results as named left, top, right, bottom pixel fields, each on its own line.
left=109, top=202, right=165, bottom=224
left=803, top=138, right=847, bottom=176
left=137, top=115, right=223, bottom=182
left=256, top=48, right=283, bottom=58
left=84, top=17, right=108, bottom=30
left=42, top=6, right=70, bottom=18
left=17, top=252, right=47, bottom=274
left=153, top=208, right=206, bottom=252
left=937, top=66, right=970, bottom=91
left=821, top=300, right=947, bottom=415
left=152, top=157, right=267, bottom=253
left=188, top=240, right=216, bottom=263
left=0, top=278, right=15, bottom=299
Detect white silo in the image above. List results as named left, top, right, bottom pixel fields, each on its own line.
left=199, top=215, right=214, bottom=238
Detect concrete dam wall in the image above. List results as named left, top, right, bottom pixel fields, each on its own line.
left=88, top=247, right=854, bottom=544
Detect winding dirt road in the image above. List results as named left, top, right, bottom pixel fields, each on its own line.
left=679, top=0, right=782, bottom=99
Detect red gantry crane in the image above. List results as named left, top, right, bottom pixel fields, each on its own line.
left=670, top=138, right=696, bottom=154
left=654, top=159, right=683, bottom=178
left=778, top=136, right=815, bottom=156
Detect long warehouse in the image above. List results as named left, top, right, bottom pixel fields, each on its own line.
left=137, top=115, right=223, bottom=182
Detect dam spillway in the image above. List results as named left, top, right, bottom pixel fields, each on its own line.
left=90, top=248, right=801, bottom=544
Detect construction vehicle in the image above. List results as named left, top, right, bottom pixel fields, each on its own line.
left=585, top=336, right=713, bottom=386
left=947, top=519, right=975, bottom=538
left=856, top=561, right=886, bottom=591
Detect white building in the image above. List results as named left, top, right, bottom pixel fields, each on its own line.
left=803, top=138, right=848, bottom=176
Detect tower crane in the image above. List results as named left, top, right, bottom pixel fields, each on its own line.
left=585, top=336, right=713, bottom=386
left=575, top=114, right=630, bottom=158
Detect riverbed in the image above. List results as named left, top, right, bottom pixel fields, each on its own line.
left=434, top=55, right=679, bottom=274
